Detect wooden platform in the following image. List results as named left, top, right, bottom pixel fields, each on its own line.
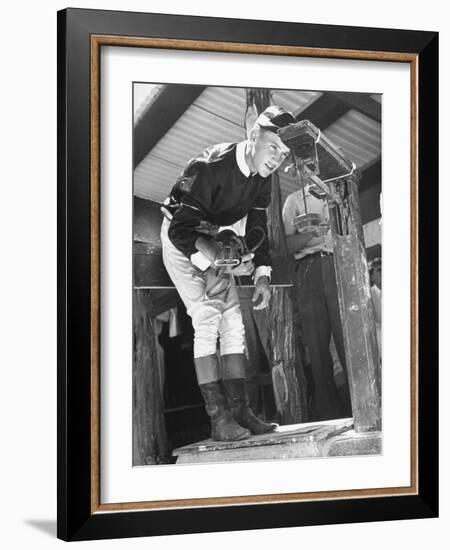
left=174, top=418, right=360, bottom=464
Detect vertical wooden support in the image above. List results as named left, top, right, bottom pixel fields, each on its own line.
left=268, top=287, right=305, bottom=424
left=244, top=89, right=308, bottom=424
left=329, top=177, right=381, bottom=432
left=133, top=289, right=169, bottom=465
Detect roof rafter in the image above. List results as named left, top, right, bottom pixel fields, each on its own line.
left=328, top=91, right=381, bottom=122
left=295, top=92, right=351, bottom=129
left=134, top=84, right=206, bottom=169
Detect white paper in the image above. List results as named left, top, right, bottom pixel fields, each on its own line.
left=101, top=46, right=411, bottom=505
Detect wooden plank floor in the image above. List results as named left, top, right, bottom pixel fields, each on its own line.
left=174, top=418, right=355, bottom=464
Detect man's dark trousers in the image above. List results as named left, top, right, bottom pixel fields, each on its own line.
left=294, top=252, right=352, bottom=421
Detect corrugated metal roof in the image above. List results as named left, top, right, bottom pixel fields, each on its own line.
left=194, top=87, right=247, bottom=127
left=133, top=85, right=381, bottom=204
left=324, top=110, right=381, bottom=167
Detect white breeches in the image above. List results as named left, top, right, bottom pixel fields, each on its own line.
left=160, top=218, right=245, bottom=358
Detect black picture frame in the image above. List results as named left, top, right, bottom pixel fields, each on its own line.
left=57, top=7, right=438, bottom=541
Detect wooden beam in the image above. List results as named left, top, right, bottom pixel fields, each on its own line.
left=133, top=84, right=206, bottom=169
left=296, top=93, right=350, bottom=129
left=330, top=178, right=381, bottom=432
left=328, top=91, right=381, bottom=123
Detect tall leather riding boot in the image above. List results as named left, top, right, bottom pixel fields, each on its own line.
left=222, top=378, right=278, bottom=435
left=194, top=354, right=250, bottom=441
left=221, top=354, right=277, bottom=435
left=198, top=381, right=250, bottom=441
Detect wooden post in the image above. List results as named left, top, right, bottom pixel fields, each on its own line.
left=329, top=177, right=381, bottom=432
left=243, top=89, right=308, bottom=424
left=267, top=287, right=305, bottom=424
left=133, top=289, right=170, bottom=465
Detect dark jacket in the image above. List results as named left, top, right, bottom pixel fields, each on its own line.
left=165, top=142, right=272, bottom=268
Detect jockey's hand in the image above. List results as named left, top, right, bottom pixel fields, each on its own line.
left=252, top=275, right=271, bottom=310
left=227, top=253, right=254, bottom=276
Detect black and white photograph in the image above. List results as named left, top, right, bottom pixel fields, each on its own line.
left=132, top=83, right=382, bottom=466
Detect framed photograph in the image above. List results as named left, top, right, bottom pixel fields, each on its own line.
left=57, top=8, right=438, bottom=541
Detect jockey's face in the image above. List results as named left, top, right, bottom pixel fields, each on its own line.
left=248, top=129, right=290, bottom=178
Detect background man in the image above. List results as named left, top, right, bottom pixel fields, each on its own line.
left=369, top=256, right=382, bottom=358
left=282, top=185, right=352, bottom=421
